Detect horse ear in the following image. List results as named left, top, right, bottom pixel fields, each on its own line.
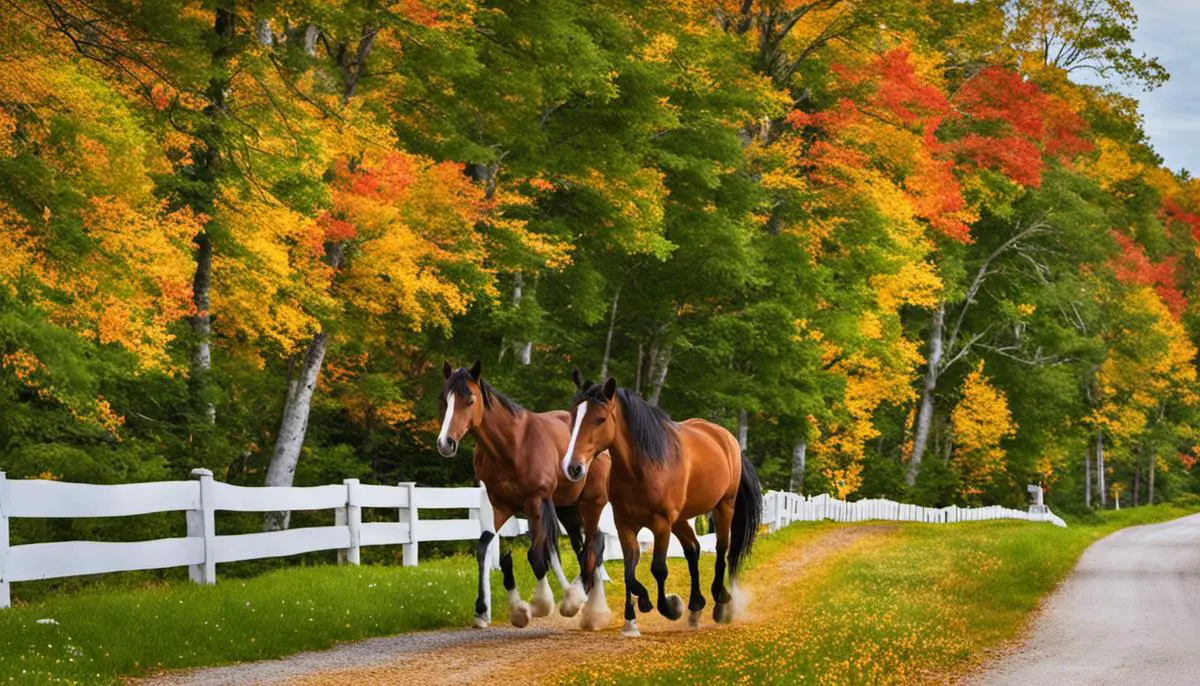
left=572, top=368, right=583, bottom=389
left=442, top=361, right=452, bottom=379
left=469, top=360, right=482, bottom=380
left=601, top=377, right=617, bottom=401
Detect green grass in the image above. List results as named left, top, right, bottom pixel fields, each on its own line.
left=0, top=549, right=564, bottom=685
left=2, top=505, right=1194, bottom=685
left=558, top=504, right=1199, bottom=684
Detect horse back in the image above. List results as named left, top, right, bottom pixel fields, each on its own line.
left=678, top=418, right=741, bottom=468
left=675, top=418, right=742, bottom=512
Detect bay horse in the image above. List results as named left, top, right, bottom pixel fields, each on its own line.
left=436, top=361, right=613, bottom=631
left=561, top=374, right=762, bottom=636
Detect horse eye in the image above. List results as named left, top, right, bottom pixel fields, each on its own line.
left=594, top=417, right=605, bottom=425
left=467, top=396, right=476, bottom=406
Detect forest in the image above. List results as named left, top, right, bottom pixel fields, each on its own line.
left=1, top=0, right=1197, bottom=519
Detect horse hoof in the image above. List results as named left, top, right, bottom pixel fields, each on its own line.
left=621, top=620, right=641, bottom=637
left=713, top=601, right=732, bottom=624
left=559, top=583, right=587, bottom=618
left=637, top=594, right=654, bottom=614
left=530, top=596, right=553, bottom=618
left=580, top=605, right=613, bottom=631
left=473, top=614, right=489, bottom=629
left=508, top=601, right=532, bottom=628
left=660, top=594, right=684, bottom=621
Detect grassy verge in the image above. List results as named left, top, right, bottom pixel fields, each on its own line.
left=558, top=504, right=1198, bottom=684
left=1, top=547, right=562, bottom=685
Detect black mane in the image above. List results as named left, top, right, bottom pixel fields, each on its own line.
left=573, top=385, right=677, bottom=464
left=440, top=369, right=524, bottom=416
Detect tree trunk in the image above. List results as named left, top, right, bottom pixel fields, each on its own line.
left=790, top=440, right=807, bottom=493
left=1148, top=453, right=1156, bottom=505
left=510, top=273, right=531, bottom=365
left=263, top=332, right=330, bottom=531
left=599, top=286, right=620, bottom=379
left=187, top=6, right=235, bottom=427
left=191, top=230, right=215, bottom=424
left=302, top=24, right=319, bottom=56
left=256, top=18, right=273, bottom=45
left=634, top=343, right=644, bottom=395
left=1084, top=444, right=1092, bottom=508
left=1133, top=456, right=1141, bottom=507
left=907, top=303, right=944, bottom=485
left=1096, top=428, right=1107, bottom=509
left=646, top=343, right=671, bottom=406
left=737, top=410, right=748, bottom=453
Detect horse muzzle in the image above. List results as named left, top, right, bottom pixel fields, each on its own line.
left=437, top=437, right=458, bottom=457
left=564, top=461, right=586, bottom=483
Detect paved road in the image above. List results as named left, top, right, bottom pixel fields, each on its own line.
left=975, top=512, right=1200, bottom=685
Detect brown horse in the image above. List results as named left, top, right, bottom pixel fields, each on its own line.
left=437, top=361, right=613, bottom=630
left=561, top=374, right=762, bottom=636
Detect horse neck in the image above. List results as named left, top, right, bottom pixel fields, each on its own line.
left=469, top=406, right=523, bottom=463
left=607, top=407, right=645, bottom=480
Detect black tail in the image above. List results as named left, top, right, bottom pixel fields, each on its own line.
left=537, top=497, right=560, bottom=560
left=728, top=455, right=762, bottom=581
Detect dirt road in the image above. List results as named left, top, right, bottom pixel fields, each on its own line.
left=973, top=512, right=1200, bottom=686
left=144, top=526, right=884, bottom=686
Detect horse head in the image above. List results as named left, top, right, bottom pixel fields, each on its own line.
left=562, top=371, right=617, bottom=482
left=437, top=359, right=484, bottom=457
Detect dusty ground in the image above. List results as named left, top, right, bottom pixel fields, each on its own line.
left=141, top=525, right=884, bottom=686
left=970, top=512, right=1200, bottom=686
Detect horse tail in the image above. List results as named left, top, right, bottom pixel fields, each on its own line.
left=538, top=496, right=560, bottom=561
left=728, top=454, right=762, bottom=581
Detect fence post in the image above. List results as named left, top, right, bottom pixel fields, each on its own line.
left=187, top=468, right=216, bottom=586
left=0, top=471, right=9, bottom=608
left=400, top=482, right=419, bottom=566
left=337, top=479, right=361, bottom=566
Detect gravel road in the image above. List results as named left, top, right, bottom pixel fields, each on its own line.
left=973, top=512, right=1200, bottom=686
left=142, top=526, right=884, bottom=686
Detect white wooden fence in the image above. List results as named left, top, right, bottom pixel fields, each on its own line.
left=0, top=469, right=1064, bottom=608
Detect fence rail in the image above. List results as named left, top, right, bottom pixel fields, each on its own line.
left=0, top=469, right=1064, bottom=608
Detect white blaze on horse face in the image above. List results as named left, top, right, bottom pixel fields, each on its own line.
left=438, top=393, right=456, bottom=444
left=562, top=402, right=588, bottom=478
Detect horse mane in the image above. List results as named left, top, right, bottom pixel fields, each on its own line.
left=440, top=369, right=524, bottom=416
left=573, top=385, right=677, bottom=464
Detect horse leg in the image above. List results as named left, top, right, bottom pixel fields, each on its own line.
left=578, top=500, right=613, bottom=631
left=617, top=524, right=650, bottom=636
left=672, top=519, right=706, bottom=628
left=711, top=496, right=736, bottom=624
left=650, top=521, right=684, bottom=621
left=499, top=539, right=531, bottom=628
left=553, top=504, right=587, bottom=617
left=473, top=505, right=512, bottom=628
left=525, top=497, right=555, bottom=618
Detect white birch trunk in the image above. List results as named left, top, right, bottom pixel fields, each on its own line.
left=789, top=440, right=807, bottom=493
left=512, top=273, right=531, bottom=365
left=907, top=303, right=944, bottom=485
left=646, top=344, right=671, bottom=407
left=263, top=332, right=329, bottom=531
left=599, top=287, right=620, bottom=379
left=191, top=233, right=215, bottom=424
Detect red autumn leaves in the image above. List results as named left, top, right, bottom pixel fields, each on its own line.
left=789, top=49, right=1091, bottom=243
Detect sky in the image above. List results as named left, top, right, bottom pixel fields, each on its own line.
left=1101, top=0, right=1200, bottom=174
